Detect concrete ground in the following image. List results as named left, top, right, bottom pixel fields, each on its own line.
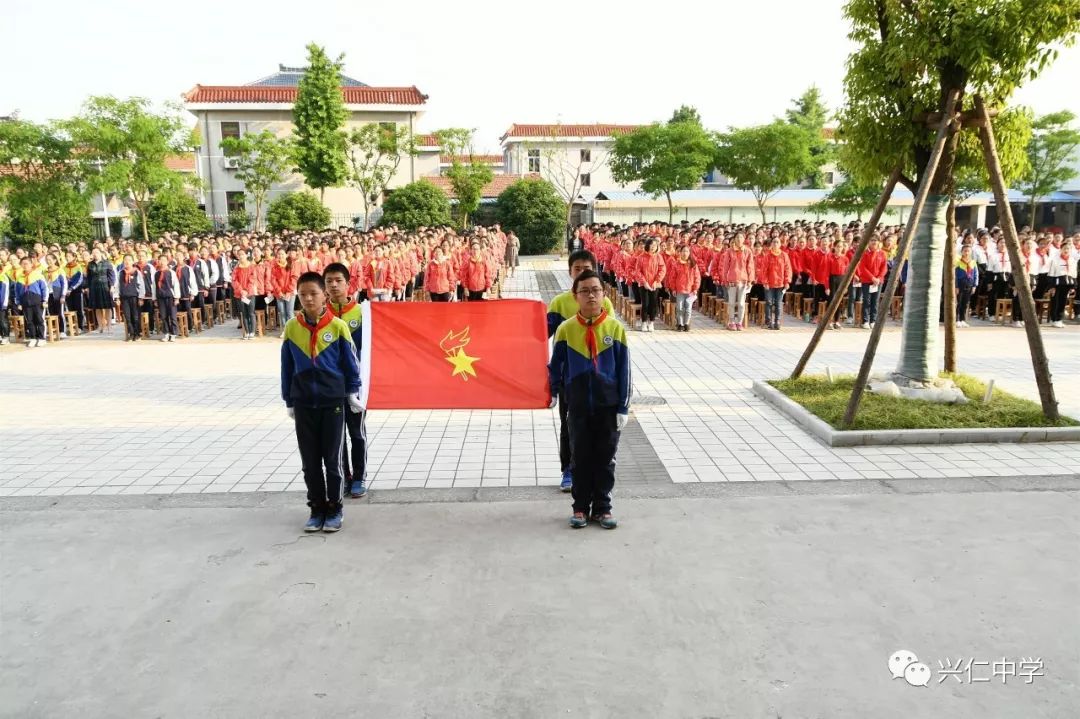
left=3, top=481, right=1077, bottom=719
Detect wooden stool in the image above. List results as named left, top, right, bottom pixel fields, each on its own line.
left=627, top=303, right=642, bottom=329
left=84, top=308, right=97, bottom=331
left=853, top=300, right=863, bottom=326
left=11, top=314, right=26, bottom=341
left=214, top=301, right=227, bottom=325
left=995, top=299, right=1012, bottom=324
left=701, top=293, right=715, bottom=317
left=191, top=310, right=203, bottom=333
left=202, top=305, right=214, bottom=328
left=801, top=298, right=815, bottom=321
left=1035, top=298, right=1051, bottom=323
left=44, top=315, right=59, bottom=342
left=266, top=305, right=278, bottom=330
left=255, top=310, right=266, bottom=337
left=975, top=295, right=989, bottom=320
left=890, top=296, right=904, bottom=319
left=784, top=293, right=797, bottom=316
left=751, top=299, right=766, bottom=327
left=662, top=299, right=676, bottom=327
left=716, top=300, right=729, bottom=325
left=140, top=313, right=150, bottom=339
left=816, top=301, right=828, bottom=323
left=176, top=313, right=189, bottom=338
left=63, top=311, right=79, bottom=336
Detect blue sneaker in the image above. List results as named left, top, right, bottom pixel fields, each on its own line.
left=349, top=478, right=367, bottom=498
left=568, top=512, right=588, bottom=529
left=303, top=509, right=325, bottom=533
left=323, top=508, right=343, bottom=533
left=559, top=470, right=573, bottom=492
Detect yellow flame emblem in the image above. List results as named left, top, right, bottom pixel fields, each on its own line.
left=440, top=327, right=480, bottom=381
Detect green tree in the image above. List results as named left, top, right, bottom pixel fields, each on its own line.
left=1020, top=110, right=1080, bottom=228
left=133, top=189, right=213, bottom=238
left=496, top=178, right=566, bottom=255
left=714, top=121, right=814, bottom=223
left=0, top=118, right=92, bottom=245
left=786, top=86, right=833, bottom=187
left=65, top=96, right=195, bottom=244
left=346, top=123, right=418, bottom=230
left=807, top=176, right=887, bottom=220
left=838, top=0, right=1077, bottom=385
left=220, top=129, right=293, bottom=231
left=610, top=120, right=715, bottom=223
left=266, top=192, right=331, bottom=233
left=435, top=128, right=493, bottom=228
left=292, top=43, right=349, bottom=201
left=228, top=211, right=253, bottom=232
left=380, top=180, right=452, bottom=230
left=669, top=105, right=702, bottom=126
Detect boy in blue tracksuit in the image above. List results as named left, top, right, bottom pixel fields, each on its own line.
left=15, top=257, right=49, bottom=347
left=0, top=264, right=11, bottom=345
left=549, top=269, right=631, bottom=530
left=281, top=271, right=363, bottom=533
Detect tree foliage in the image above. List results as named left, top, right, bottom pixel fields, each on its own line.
left=266, top=192, right=331, bottom=233
left=220, top=129, right=293, bottom=231
left=610, top=119, right=715, bottom=223
left=346, top=123, right=418, bottom=230
left=669, top=105, right=702, bottom=126
left=714, top=121, right=815, bottom=223
left=496, top=178, right=566, bottom=256
left=379, top=180, right=451, bottom=231
left=786, top=86, right=834, bottom=188
left=292, top=43, right=349, bottom=200
left=1019, top=110, right=1080, bottom=227
left=0, top=118, right=93, bottom=245
left=133, top=189, right=213, bottom=238
left=435, top=128, right=493, bottom=227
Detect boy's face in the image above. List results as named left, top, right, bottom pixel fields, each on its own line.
left=297, top=281, right=326, bottom=317
left=569, top=260, right=594, bottom=280
left=574, top=278, right=604, bottom=315
left=324, top=272, right=349, bottom=303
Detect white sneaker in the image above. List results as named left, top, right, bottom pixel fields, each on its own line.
left=957, top=321, right=968, bottom=328
left=1052, top=321, right=1065, bottom=328
left=38, top=339, right=46, bottom=346
left=1012, top=321, right=1024, bottom=328
left=160, top=335, right=169, bottom=342
left=60, top=332, right=68, bottom=338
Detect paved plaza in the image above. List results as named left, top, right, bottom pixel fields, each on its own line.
left=1, top=257, right=1079, bottom=497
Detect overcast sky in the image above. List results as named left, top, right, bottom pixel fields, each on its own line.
left=5, top=0, right=1079, bottom=154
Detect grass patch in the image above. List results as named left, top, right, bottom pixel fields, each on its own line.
left=768, top=372, right=1078, bottom=431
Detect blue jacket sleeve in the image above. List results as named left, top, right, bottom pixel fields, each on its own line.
left=615, top=341, right=631, bottom=415
left=548, top=339, right=566, bottom=397
left=280, top=340, right=294, bottom=407
left=546, top=311, right=562, bottom=339
left=339, top=336, right=362, bottom=395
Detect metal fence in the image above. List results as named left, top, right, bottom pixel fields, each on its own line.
left=205, top=209, right=383, bottom=233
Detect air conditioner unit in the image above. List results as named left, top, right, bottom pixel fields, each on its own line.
left=222, top=156, right=241, bottom=169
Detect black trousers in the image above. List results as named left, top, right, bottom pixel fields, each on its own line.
left=22, top=295, right=45, bottom=340
left=66, top=291, right=85, bottom=329
left=569, top=409, right=620, bottom=515
left=1050, top=278, right=1073, bottom=321
left=294, top=404, right=346, bottom=510
left=430, top=292, right=451, bottom=302
left=468, top=290, right=485, bottom=301
left=158, top=298, right=179, bottom=336
left=0, top=308, right=9, bottom=338
left=121, top=295, right=140, bottom=338
left=180, top=298, right=193, bottom=328
left=48, top=295, right=66, bottom=334
left=141, top=298, right=155, bottom=332
left=558, top=389, right=572, bottom=474
left=341, top=409, right=368, bottom=489
left=957, top=287, right=972, bottom=321
left=640, top=288, right=659, bottom=321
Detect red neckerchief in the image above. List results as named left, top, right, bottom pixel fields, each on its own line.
left=123, top=267, right=138, bottom=284
left=295, top=310, right=333, bottom=365
left=575, top=310, right=609, bottom=372
left=327, top=300, right=357, bottom=319
left=157, top=268, right=169, bottom=289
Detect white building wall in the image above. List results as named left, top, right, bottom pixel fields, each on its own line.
left=502, top=139, right=641, bottom=195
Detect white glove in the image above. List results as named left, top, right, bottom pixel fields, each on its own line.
left=286, top=407, right=295, bottom=420
left=347, top=394, right=365, bottom=414
left=548, top=396, right=558, bottom=409
left=616, top=413, right=628, bottom=431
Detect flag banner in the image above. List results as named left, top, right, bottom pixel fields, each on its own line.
left=359, top=299, right=551, bottom=410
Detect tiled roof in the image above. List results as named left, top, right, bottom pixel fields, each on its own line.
left=415, top=134, right=440, bottom=148
left=165, top=153, right=195, bottom=172
left=440, top=154, right=504, bottom=165
left=247, top=64, right=367, bottom=87
left=183, top=85, right=428, bottom=105
left=500, top=123, right=641, bottom=141
left=423, top=173, right=541, bottom=199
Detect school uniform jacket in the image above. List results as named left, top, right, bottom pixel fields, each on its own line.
left=666, top=259, right=702, bottom=295
left=856, top=250, right=887, bottom=285
left=14, top=268, right=48, bottom=305
left=45, top=270, right=68, bottom=302
left=0, top=269, right=11, bottom=310
left=460, top=257, right=491, bottom=292
left=65, top=263, right=85, bottom=293
left=155, top=268, right=181, bottom=300
left=117, top=267, right=147, bottom=299
left=548, top=311, right=631, bottom=416
left=280, top=312, right=361, bottom=409
left=546, top=290, right=616, bottom=338
left=424, top=260, right=456, bottom=295
left=637, top=253, right=666, bottom=288
left=327, top=300, right=363, bottom=349
left=177, top=264, right=199, bottom=299
left=758, top=251, right=793, bottom=289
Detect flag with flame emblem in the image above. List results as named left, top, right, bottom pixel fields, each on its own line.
left=359, top=299, right=550, bottom=409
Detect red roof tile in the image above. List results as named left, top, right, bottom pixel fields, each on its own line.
left=500, top=124, right=641, bottom=141
left=183, top=85, right=428, bottom=105
left=165, top=153, right=195, bottom=172
left=415, top=134, right=440, bottom=148
left=423, top=173, right=540, bottom=199
left=440, top=154, right=504, bottom=165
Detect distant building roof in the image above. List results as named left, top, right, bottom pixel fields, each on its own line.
left=500, top=123, right=641, bottom=142
left=247, top=64, right=368, bottom=87
left=440, top=154, right=504, bottom=165
left=183, top=85, right=428, bottom=105
left=165, top=153, right=195, bottom=172
left=424, top=173, right=540, bottom=199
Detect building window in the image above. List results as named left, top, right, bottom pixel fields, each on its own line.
left=527, top=149, right=540, bottom=173
left=823, top=172, right=835, bottom=185
left=220, top=122, right=241, bottom=155
left=580, top=149, right=591, bottom=163
left=580, top=173, right=591, bottom=188
left=226, top=191, right=246, bottom=215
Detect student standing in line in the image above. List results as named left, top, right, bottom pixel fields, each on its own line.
left=0, top=261, right=12, bottom=345
left=955, top=245, right=979, bottom=328
left=636, top=238, right=666, bottom=332
left=758, top=238, right=792, bottom=331
left=43, top=253, right=69, bottom=337
left=424, top=246, right=456, bottom=302
left=1046, top=243, right=1076, bottom=328
left=323, top=262, right=369, bottom=498
left=667, top=244, right=701, bottom=332
left=155, top=252, right=181, bottom=342
left=117, top=254, right=146, bottom=341
left=85, top=248, right=116, bottom=334
left=546, top=250, right=616, bottom=492
left=232, top=251, right=258, bottom=340
left=64, top=251, right=86, bottom=333
left=14, top=257, right=48, bottom=348
left=548, top=270, right=630, bottom=530
left=281, top=271, right=363, bottom=533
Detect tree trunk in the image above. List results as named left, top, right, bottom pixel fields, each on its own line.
left=895, top=195, right=948, bottom=382
left=320, top=187, right=325, bottom=203
left=666, top=192, right=674, bottom=224
left=254, top=198, right=263, bottom=232
left=139, top=204, right=149, bottom=244
left=758, top=198, right=767, bottom=224
left=1028, top=197, right=1038, bottom=230
left=362, top=195, right=371, bottom=231
left=942, top=196, right=957, bottom=373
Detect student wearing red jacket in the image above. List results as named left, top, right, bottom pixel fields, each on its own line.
left=636, top=238, right=666, bottom=332
left=461, top=242, right=492, bottom=300
left=667, top=245, right=701, bottom=331
left=758, top=238, right=793, bottom=330
left=810, top=240, right=831, bottom=307
left=270, top=248, right=296, bottom=336
left=363, top=245, right=394, bottom=301
left=824, top=240, right=850, bottom=330
left=856, top=236, right=888, bottom=328
left=424, top=247, right=456, bottom=301
left=716, top=233, right=756, bottom=330
left=232, top=251, right=258, bottom=340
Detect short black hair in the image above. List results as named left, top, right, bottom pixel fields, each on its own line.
left=571, top=269, right=603, bottom=294
left=296, top=271, right=325, bottom=291
left=323, top=262, right=350, bottom=282
left=568, top=249, right=597, bottom=269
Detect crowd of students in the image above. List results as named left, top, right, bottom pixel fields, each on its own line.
left=0, top=225, right=521, bottom=347
left=580, top=220, right=1080, bottom=332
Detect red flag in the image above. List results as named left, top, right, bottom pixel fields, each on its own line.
left=359, top=299, right=551, bottom=410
